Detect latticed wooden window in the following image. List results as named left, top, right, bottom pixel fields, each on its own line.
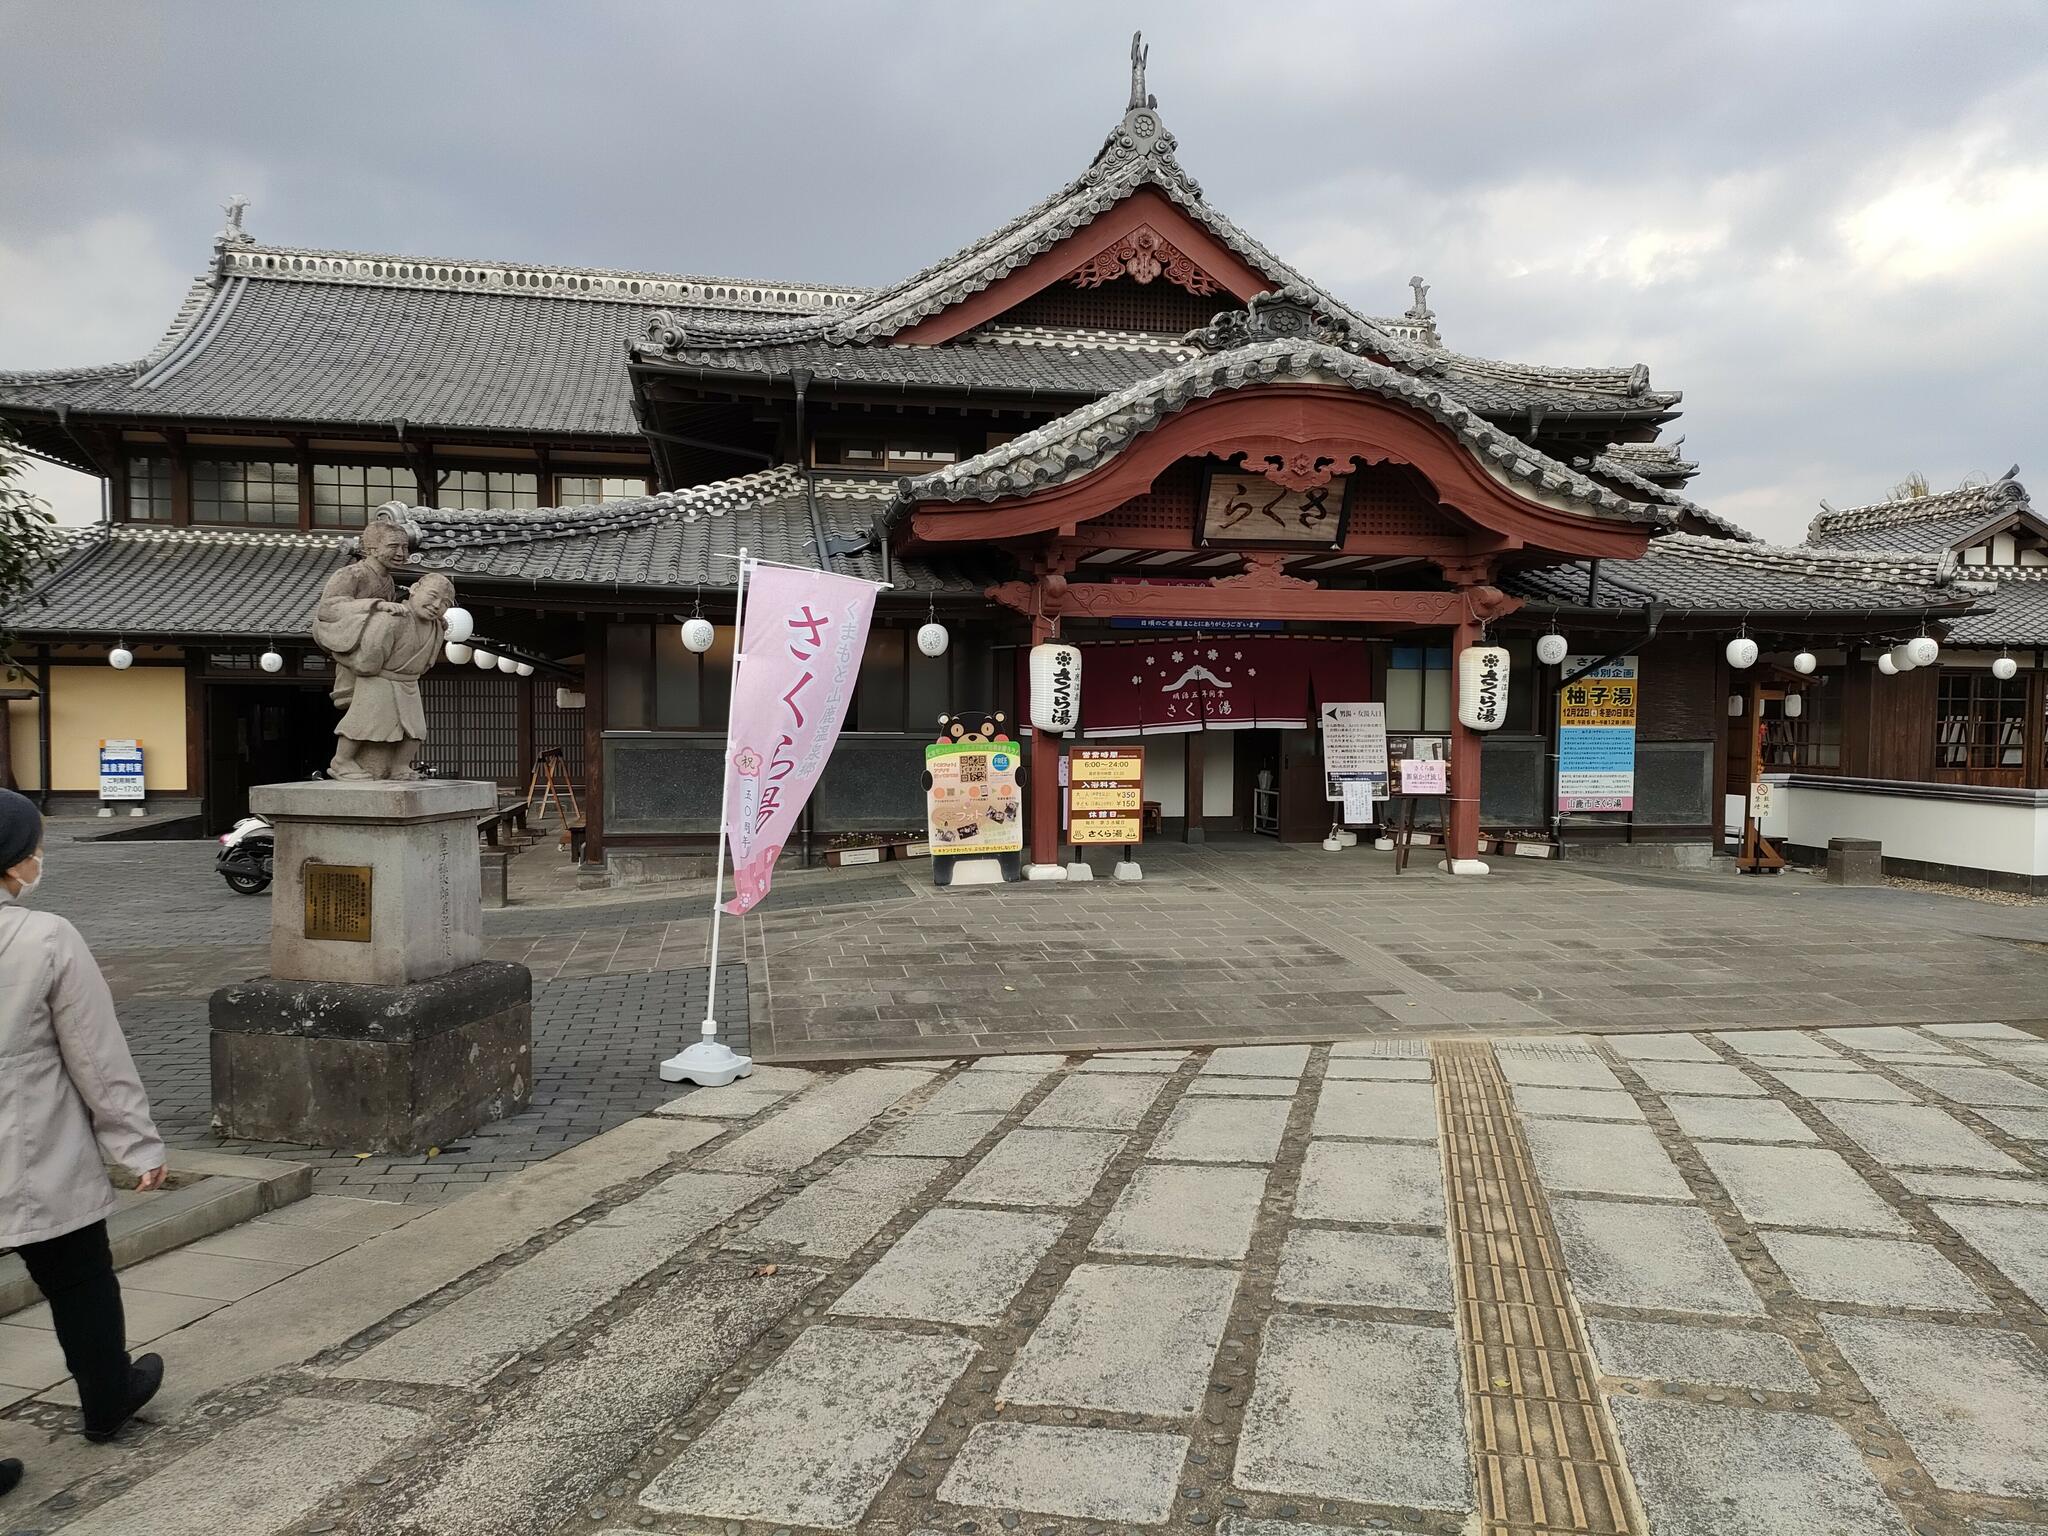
left=127, top=457, right=173, bottom=521
left=1935, top=670, right=2027, bottom=770
left=557, top=474, right=649, bottom=506
left=420, top=673, right=520, bottom=784
left=192, top=460, right=297, bottom=525
left=438, top=470, right=538, bottom=510
left=312, top=464, right=417, bottom=528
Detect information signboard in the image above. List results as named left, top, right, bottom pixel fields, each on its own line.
left=1068, top=745, right=1145, bottom=844
left=98, top=739, right=144, bottom=802
left=1320, top=701, right=1388, bottom=802
left=1557, top=656, right=1639, bottom=812
left=924, top=741, right=1023, bottom=855
left=1397, top=758, right=1447, bottom=795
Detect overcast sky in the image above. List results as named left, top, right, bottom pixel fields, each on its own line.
left=3, top=1, right=2043, bottom=543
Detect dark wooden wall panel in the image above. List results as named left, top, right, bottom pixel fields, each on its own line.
left=1638, top=636, right=1718, bottom=742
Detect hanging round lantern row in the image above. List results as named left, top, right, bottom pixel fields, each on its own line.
left=1877, top=653, right=1899, bottom=676
left=1906, top=635, right=1939, bottom=669
left=259, top=649, right=285, bottom=674
left=516, top=662, right=535, bottom=678
left=1783, top=693, right=1805, bottom=719
left=1792, top=651, right=1818, bottom=675
left=107, top=644, right=134, bottom=671
left=472, top=648, right=497, bottom=670
left=445, top=642, right=474, bottom=666
left=497, top=654, right=518, bottom=674
left=1889, top=644, right=1917, bottom=673
left=681, top=617, right=716, bottom=654
left=917, top=620, right=950, bottom=658
left=1725, top=634, right=1758, bottom=670
left=1535, top=631, right=1570, bottom=667
left=1028, top=642, right=1083, bottom=735
left=1993, top=654, right=2019, bottom=681
left=442, top=606, right=475, bottom=644
left=1456, top=644, right=1511, bottom=732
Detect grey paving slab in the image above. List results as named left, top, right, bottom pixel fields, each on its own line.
left=1890, top=1063, right=2048, bottom=1108
left=1075, top=1053, right=1184, bottom=1075
left=1186, top=1074, right=1299, bottom=1096
left=1823, top=1026, right=1960, bottom=1056
left=1759, top=1230, right=1991, bottom=1310
left=1584, top=1317, right=1815, bottom=1391
left=1607, top=1395, right=1906, bottom=1536
left=639, top=1324, right=976, bottom=1527
left=699, top=1067, right=931, bottom=1173
left=1327, top=1040, right=1431, bottom=1058
left=333, top=1171, right=773, bottom=1387
left=1763, top=1068, right=1919, bottom=1103
left=748, top=1157, right=951, bottom=1259
left=1977, top=1106, right=2048, bottom=1140
left=1001, top=1262, right=1239, bottom=1415
left=653, top=1085, right=788, bottom=1120
left=1296, top=1141, right=1445, bottom=1228
left=1698, top=1143, right=1910, bottom=1234
left=1663, top=1094, right=1818, bottom=1143
left=1311, top=1079, right=1440, bottom=1141
left=1150, top=1097, right=1291, bottom=1164
left=1496, top=1050, right=1623, bottom=1091
left=1323, top=1056, right=1434, bottom=1080
left=1823, top=1315, right=2048, bottom=1498
left=830, top=1206, right=1065, bottom=1325
left=1926, top=1022, right=2037, bottom=1042
left=1896, top=1171, right=2048, bottom=1205
left=56, top=1397, right=423, bottom=1536
left=1522, top=1118, right=1690, bottom=1199
left=920, top=1069, right=1051, bottom=1116
left=869, top=1112, right=1003, bottom=1158
left=967, top=1053, right=1072, bottom=1072
left=1274, top=1227, right=1453, bottom=1312
left=1933, top=1203, right=2048, bottom=1308
left=938, top=1423, right=1187, bottom=1523
left=1200, top=1043, right=1312, bottom=1078
left=1235, top=1314, right=1470, bottom=1511
left=1093, top=1163, right=1268, bottom=1260
left=1605, top=1033, right=1721, bottom=1062
left=1717, top=1030, right=1846, bottom=1061
left=397, top=1267, right=818, bottom=1536
left=1548, top=1198, right=1762, bottom=1315
left=946, top=1128, right=1126, bottom=1207
left=1818, top=1102, right=2025, bottom=1172
left=1024, top=1071, right=1169, bottom=1130
left=1626, top=1060, right=1767, bottom=1098
left=1511, top=1085, right=1646, bottom=1121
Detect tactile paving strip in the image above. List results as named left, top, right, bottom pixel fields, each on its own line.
left=1435, top=1042, right=1637, bottom=1535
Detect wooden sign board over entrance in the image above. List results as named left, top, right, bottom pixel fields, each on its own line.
left=1197, top=460, right=1352, bottom=550
left=1068, top=745, right=1145, bottom=844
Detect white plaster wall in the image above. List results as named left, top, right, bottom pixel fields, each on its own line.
left=1204, top=733, right=1237, bottom=818
left=1781, top=784, right=2048, bottom=877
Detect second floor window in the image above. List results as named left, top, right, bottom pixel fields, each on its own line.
left=192, top=460, right=297, bottom=525
left=558, top=474, right=648, bottom=506
left=312, top=464, right=418, bottom=528
left=439, top=469, right=538, bottom=510
left=127, top=457, right=173, bottom=521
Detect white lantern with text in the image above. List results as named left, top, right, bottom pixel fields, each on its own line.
left=1906, top=635, right=1939, bottom=669
left=681, top=617, right=715, bottom=654
left=1028, top=642, right=1083, bottom=734
left=1725, top=635, right=1758, bottom=670
left=1456, top=645, right=1510, bottom=732
left=1792, top=651, right=1818, bottom=675
left=1535, top=632, right=1570, bottom=667
left=443, top=606, right=475, bottom=644
left=917, top=621, right=950, bottom=658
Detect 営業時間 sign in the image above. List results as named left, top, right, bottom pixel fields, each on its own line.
left=1068, top=746, right=1144, bottom=844
left=1558, top=656, right=1638, bottom=811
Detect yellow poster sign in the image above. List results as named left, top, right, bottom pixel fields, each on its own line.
left=1068, top=746, right=1144, bottom=844
left=924, top=740, right=1023, bottom=854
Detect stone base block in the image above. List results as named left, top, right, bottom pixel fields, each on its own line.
left=210, top=961, right=532, bottom=1154
left=1826, top=837, right=1884, bottom=886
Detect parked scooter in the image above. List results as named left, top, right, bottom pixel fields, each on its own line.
left=216, top=815, right=274, bottom=894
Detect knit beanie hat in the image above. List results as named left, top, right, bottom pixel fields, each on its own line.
left=0, top=788, right=42, bottom=873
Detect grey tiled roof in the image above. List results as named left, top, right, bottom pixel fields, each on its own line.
left=1598, top=440, right=1699, bottom=484
left=401, top=469, right=988, bottom=595
left=1, top=525, right=347, bottom=640
left=1948, top=571, right=2048, bottom=648
left=1577, top=453, right=1757, bottom=542
left=645, top=335, right=1176, bottom=397
left=1506, top=533, right=1976, bottom=617
left=1805, top=475, right=2031, bottom=552
left=896, top=338, right=1664, bottom=526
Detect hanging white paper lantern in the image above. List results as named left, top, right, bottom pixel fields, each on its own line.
left=472, top=648, right=497, bottom=670
left=1783, top=693, right=1804, bottom=718
left=1906, top=635, right=1939, bottom=668
left=259, top=649, right=284, bottom=674
left=1028, top=642, right=1083, bottom=734
left=445, top=642, right=473, bottom=666
left=442, top=606, right=475, bottom=644
left=1792, top=651, right=1818, bottom=675
left=515, top=661, right=535, bottom=678
left=108, top=646, right=133, bottom=671
left=1889, top=644, right=1917, bottom=672
left=497, top=654, right=518, bottom=673
left=1535, top=632, right=1570, bottom=667
left=1456, top=645, right=1510, bottom=732
left=1877, top=653, right=1899, bottom=676
left=1728, top=693, right=1745, bottom=717
left=1725, top=635, right=1758, bottom=670
left=681, top=617, right=715, bottom=654
left=1992, top=654, right=2019, bottom=681
left=917, top=621, right=950, bottom=658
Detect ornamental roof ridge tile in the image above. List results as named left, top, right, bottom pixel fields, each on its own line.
left=893, top=336, right=1664, bottom=526
left=1434, top=352, right=1665, bottom=400
left=1601, top=441, right=1700, bottom=474
left=401, top=465, right=810, bottom=548
left=1576, top=454, right=1756, bottom=542
left=1807, top=475, right=2029, bottom=540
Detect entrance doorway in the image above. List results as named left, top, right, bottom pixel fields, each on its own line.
left=1232, top=729, right=1328, bottom=843
left=204, top=682, right=333, bottom=833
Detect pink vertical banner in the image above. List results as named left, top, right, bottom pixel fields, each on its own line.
left=721, top=560, right=881, bottom=915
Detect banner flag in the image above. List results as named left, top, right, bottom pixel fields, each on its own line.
left=720, top=560, right=881, bottom=915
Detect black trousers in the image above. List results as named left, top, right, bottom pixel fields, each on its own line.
left=16, top=1220, right=131, bottom=1428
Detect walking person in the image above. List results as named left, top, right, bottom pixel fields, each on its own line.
left=0, top=788, right=167, bottom=1461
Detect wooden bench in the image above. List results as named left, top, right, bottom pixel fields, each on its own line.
left=563, top=817, right=587, bottom=863
left=477, top=804, right=529, bottom=848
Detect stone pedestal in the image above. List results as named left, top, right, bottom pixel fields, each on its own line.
left=1826, top=837, right=1884, bottom=886
left=210, top=778, right=533, bottom=1153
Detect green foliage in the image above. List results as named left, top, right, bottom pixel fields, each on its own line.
left=0, top=425, right=64, bottom=673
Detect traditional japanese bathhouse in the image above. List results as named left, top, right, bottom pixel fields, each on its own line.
left=0, top=40, right=1990, bottom=877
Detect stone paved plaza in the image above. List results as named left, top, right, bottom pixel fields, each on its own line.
left=5, top=1024, right=2047, bottom=1535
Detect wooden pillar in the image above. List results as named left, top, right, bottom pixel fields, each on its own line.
left=168, top=431, right=192, bottom=526
left=1183, top=730, right=1205, bottom=842
left=1447, top=614, right=1483, bottom=866
left=1028, top=612, right=1060, bottom=868
left=582, top=618, right=606, bottom=867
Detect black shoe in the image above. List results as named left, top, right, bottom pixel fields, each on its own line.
left=0, top=1458, right=21, bottom=1496
left=82, top=1353, right=163, bottom=1444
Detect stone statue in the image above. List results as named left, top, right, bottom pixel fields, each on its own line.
left=312, top=510, right=454, bottom=780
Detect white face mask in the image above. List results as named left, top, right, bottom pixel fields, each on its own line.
left=11, top=854, right=41, bottom=896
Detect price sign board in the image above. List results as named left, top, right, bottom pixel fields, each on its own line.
left=98, top=739, right=145, bottom=801
left=1068, top=745, right=1144, bottom=844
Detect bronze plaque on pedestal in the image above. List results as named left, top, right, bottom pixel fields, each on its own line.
left=304, top=863, right=373, bottom=942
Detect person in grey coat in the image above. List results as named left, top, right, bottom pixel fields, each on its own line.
left=0, top=789, right=168, bottom=1472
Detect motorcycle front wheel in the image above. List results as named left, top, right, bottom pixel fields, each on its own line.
left=222, top=871, right=271, bottom=895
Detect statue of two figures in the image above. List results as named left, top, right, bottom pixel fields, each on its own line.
left=311, top=511, right=455, bottom=780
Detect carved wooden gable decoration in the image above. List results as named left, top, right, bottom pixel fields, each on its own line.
left=1068, top=224, right=1220, bottom=297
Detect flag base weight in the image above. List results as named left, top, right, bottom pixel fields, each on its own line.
left=659, top=1038, right=755, bottom=1086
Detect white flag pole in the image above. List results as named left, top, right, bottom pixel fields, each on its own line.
left=659, top=547, right=755, bottom=1087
